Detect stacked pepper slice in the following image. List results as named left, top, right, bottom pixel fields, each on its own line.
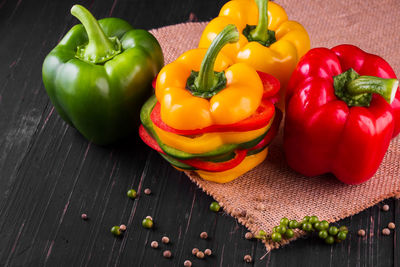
left=139, top=25, right=282, bottom=183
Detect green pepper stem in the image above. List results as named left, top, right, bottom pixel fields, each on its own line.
left=348, top=76, right=398, bottom=104
left=249, top=0, right=270, bottom=43
left=71, top=5, right=121, bottom=64
left=194, top=24, right=239, bottom=92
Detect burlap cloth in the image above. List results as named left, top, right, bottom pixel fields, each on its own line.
left=149, top=0, right=400, bottom=250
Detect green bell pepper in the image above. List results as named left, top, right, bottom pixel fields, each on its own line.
left=42, top=5, right=163, bottom=144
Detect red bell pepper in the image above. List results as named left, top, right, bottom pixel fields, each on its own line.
left=284, top=44, right=399, bottom=184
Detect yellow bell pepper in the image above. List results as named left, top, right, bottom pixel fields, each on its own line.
left=198, top=0, right=310, bottom=107
left=196, top=148, right=268, bottom=183
left=156, top=24, right=263, bottom=130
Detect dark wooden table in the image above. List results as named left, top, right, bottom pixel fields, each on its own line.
left=0, top=0, right=399, bottom=266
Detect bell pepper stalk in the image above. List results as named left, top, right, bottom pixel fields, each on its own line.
left=284, top=44, right=400, bottom=184
left=242, top=0, right=276, bottom=47
left=42, top=5, right=163, bottom=144
left=140, top=95, right=273, bottom=159
left=155, top=24, right=264, bottom=130
left=186, top=24, right=239, bottom=98
left=198, top=0, right=310, bottom=107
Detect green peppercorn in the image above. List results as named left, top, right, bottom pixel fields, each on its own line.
left=272, top=226, right=278, bottom=233
left=302, top=222, right=313, bottom=232
left=337, top=231, right=347, bottom=241
left=142, top=218, right=153, bottom=229
left=339, top=226, right=348, bottom=234
left=271, top=232, right=282, bottom=242
left=280, top=217, right=289, bottom=226
left=259, top=230, right=267, bottom=236
left=111, top=226, right=121, bottom=236
left=319, top=220, right=329, bottom=230
left=210, top=201, right=221, bottom=212
left=288, top=220, right=299, bottom=229
left=127, top=189, right=137, bottom=199
left=309, top=216, right=319, bottom=225
left=325, top=235, right=335, bottom=245
left=276, top=225, right=287, bottom=234
left=302, top=216, right=310, bottom=222
left=314, top=222, right=322, bottom=231
left=285, top=229, right=294, bottom=239
left=318, top=230, right=328, bottom=239
left=328, top=226, right=339, bottom=236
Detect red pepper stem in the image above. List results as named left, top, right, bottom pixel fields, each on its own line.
left=194, top=24, right=239, bottom=92
left=71, top=5, right=121, bottom=64
left=348, top=76, right=398, bottom=104
left=249, top=0, right=270, bottom=43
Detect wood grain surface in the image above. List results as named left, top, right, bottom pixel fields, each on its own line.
left=0, top=0, right=398, bottom=266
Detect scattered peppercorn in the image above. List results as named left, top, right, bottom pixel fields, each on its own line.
left=184, top=260, right=192, bottom=267
left=200, top=232, right=208, bottom=239
left=318, top=230, right=328, bottom=239
left=146, top=216, right=153, bottom=221
left=285, top=229, right=294, bottom=239
left=127, top=189, right=137, bottom=199
left=204, top=248, right=212, bottom=256
left=245, top=232, right=253, bottom=240
left=151, top=241, right=159, bottom=248
left=325, top=236, right=335, bottom=245
left=382, top=204, right=389, bottom=211
left=81, top=213, right=88, bottom=220
left=280, top=217, right=289, bottom=226
left=244, top=254, right=252, bottom=263
left=162, top=236, right=170, bottom=244
left=328, top=226, right=339, bottom=236
left=142, top=218, right=153, bottom=229
left=319, top=220, right=329, bottom=230
left=337, top=231, right=347, bottom=241
left=388, top=222, right=395, bottom=230
left=192, top=248, right=199, bottom=255
left=196, top=251, right=205, bottom=259
left=271, top=232, right=282, bottom=242
left=144, top=188, right=151, bottom=195
left=288, top=220, right=299, bottom=229
left=210, top=201, right=221, bottom=212
left=163, top=250, right=172, bottom=258
left=382, top=228, right=390, bottom=236
left=111, top=226, right=121, bottom=236
left=302, top=222, right=313, bottom=232
left=358, top=229, right=366, bottom=237
left=119, top=224, right=127, bottom=231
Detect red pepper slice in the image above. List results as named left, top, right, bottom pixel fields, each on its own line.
left=257, top=71, right=280, bottom=99
left=139, top=125, right=164, bottom=153
left=180, top=149, right=247, bottom=172
left=151, top=98, right=275, bottom=135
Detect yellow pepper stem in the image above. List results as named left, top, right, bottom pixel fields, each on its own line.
left=186, top=24, right=239, bottom=98
left=243, top=0, right=276, bottom=47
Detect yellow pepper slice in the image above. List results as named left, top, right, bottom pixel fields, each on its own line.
left=156, top=25, right=263, bottom=130
left=198, top=0, right=310, bottom=107
left=196, top=148, right=268, bottom=183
